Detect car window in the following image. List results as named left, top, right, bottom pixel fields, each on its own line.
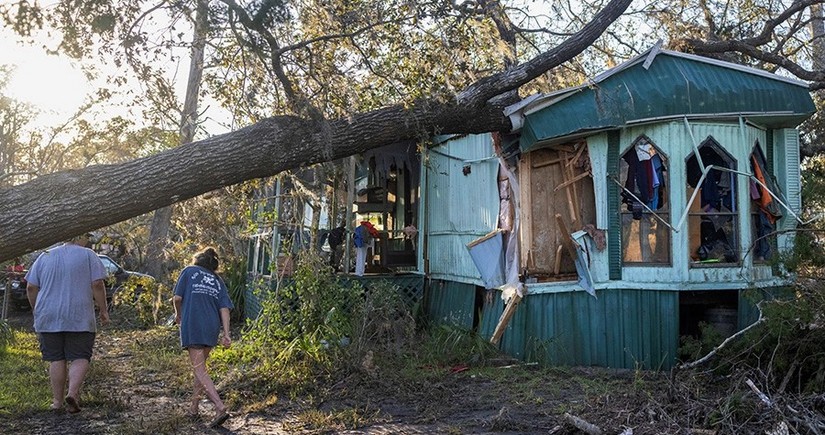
left=99, top=256, right=119, bottom=275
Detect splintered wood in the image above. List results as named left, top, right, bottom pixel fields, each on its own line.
left=519, top=141, right=594, bottom=278
left=490, top=293, right=522, bottom=345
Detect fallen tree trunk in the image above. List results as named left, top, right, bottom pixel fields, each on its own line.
left=0, top=0, right=633, bottom=262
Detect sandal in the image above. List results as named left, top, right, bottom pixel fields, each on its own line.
left=208, top=410, right=230, bottom=428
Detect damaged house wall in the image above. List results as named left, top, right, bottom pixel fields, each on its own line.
left=422, top=46, right=814, bottom=369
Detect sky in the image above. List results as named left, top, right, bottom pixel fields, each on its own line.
left=0, top=24, right=232, bottom=136
left=0, top=30, right=90, bottom=128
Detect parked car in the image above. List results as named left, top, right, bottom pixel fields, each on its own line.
left=1, top=254, right=152, bottom=312
left=2, top=265, right=29, bottom=311
left=97, top=254, right=154, bottom=303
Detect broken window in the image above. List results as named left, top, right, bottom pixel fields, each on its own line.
left=521, top=141, right=596, bottom=280
left=687, top=138, right=738, bottom=265
left=619, top=135, right=670, bottom=264
left=749, top=142, right=781, bottom=262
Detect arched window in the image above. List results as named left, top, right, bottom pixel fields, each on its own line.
left=619, top=135, right=670, bottom=264
left=686, top=137, right=738, bottom=265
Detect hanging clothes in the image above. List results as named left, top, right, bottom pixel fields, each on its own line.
left=622, top=149, right=650, bottom=219
left=750, top=147, right=782, bottom=224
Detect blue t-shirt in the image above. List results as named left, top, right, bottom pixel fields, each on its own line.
left=174, top=265, right=234, bottom=348
left=25, top=244, right=108, bottom=333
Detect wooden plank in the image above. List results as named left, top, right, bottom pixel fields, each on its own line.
left=553, top=170, right=592, bottom=192
left=555, top=213, right=579, bottom=261
left=566, top=142, right=587, bottom=168
left=554, top=245, right=563, bottom=275
left=532, top=157, right=563, bottom=169
left=490, top=293, right=523, bottom=345
left=519, top=153, right=533, bottom=268
left=560, top=152, right=579, bottom=226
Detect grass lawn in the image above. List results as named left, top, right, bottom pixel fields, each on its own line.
left=0, top=330, right=50, bottom=416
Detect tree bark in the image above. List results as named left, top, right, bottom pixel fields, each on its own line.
left=0, top=0, right=632, bottom=262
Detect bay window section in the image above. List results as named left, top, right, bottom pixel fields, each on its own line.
left=687, top=138, right=739, bottom=265
left=619, top=135, right=670, bottom=265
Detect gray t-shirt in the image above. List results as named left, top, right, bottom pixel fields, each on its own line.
left=25, top=244, right=107, bottom=333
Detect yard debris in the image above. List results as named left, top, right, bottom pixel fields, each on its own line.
left=490, top=292, right=522, bottom=345
left=745, top=378, right=773, bottom=408
left=563, top=412, right=603, bottom=435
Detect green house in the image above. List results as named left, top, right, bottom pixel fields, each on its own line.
left=423, top=46, right=815, bottom=369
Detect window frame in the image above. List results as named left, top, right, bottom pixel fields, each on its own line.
left=685, top=137, right=740, bottom=268
left=618, top=135, right=672, bottom=267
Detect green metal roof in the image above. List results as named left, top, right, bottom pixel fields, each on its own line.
left=510, top=48, right=816, bottom=153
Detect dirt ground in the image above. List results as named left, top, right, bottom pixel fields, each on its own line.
left=0, top=310, right=747, bottom=435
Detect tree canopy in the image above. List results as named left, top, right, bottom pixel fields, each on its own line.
left=1, top=0, right=824, bottom=262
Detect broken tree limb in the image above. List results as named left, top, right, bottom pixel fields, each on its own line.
left=746, top=378, right=774, bottom=407
left=490, top=293, right=522, bottom=346
left=563, top=412, right=603, bottom=435
left=678, top=303, right=766, bottom=370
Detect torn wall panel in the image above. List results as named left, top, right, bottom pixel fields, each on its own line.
left=519, top=142, right=596, bottom=280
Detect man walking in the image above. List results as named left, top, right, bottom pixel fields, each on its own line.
left=25, top=233, right=109, bottom=413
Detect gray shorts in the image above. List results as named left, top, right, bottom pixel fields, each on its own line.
left=38, top=332, right=96, bottom=362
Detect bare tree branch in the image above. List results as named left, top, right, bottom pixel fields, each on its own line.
left=677, top=0, right=825, bottom=89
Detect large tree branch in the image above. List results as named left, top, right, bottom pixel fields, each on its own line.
left=456, top=0, right=632, bottom=105
left=0, top=0, right=633, bottom=262
left=677, top=0, right=825, bottom=89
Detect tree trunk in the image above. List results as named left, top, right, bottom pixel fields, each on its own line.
left=0, top=0, right=632, bottom=262
left=144, top=0, right=208, bottom=279
left=813, top=3, right=825, bottom=71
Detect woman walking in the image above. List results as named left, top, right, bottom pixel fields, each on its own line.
left=173, top=247, right=233, bottom=428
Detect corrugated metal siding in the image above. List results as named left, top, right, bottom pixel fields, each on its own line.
left=480, top=289, right=679, bottom=369
left=426, top=279, right=476, bottom=329
left=426, top=135, right=500, bottom=284
left=521, top=54, right=814, bottom=153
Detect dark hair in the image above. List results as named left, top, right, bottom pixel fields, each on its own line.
left=193, top=247, right=219, bottom=271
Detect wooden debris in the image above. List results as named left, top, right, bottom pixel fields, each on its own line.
left=745, top=378, right=774, bottom=407
left=563, top=412, right=603, bottom=435
left=555, top=214, right=579, bottom=260
left=490, top=293, right=522, bottom=345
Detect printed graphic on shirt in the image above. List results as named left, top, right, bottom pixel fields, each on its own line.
left=190, top=270, right=220, bottom=298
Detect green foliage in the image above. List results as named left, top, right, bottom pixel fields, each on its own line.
left=350, top=279, right=416, bottom=358
left=678, top=321, right=726, bottom=362
left=215, top=252, right=367, bottom=397
left=0, top=319, right=14, bottom=354
left=221, top=257, right=247, bottom=322
left=0, top=330, right=50, bottom=415
left=416, top=324, right=500, bottom=368
left=777, top=229, right=825, bottom=274
left=756, top=283, right=825, bottom=394
left=111, top=275, right=174, bottom=328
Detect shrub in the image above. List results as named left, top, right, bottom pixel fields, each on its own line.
left=111, top=276, right=174, bottom=328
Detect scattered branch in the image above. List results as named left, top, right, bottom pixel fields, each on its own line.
left=678, top=303, right=766, bottom=370
left=563, top=412, right=603, bottom=435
